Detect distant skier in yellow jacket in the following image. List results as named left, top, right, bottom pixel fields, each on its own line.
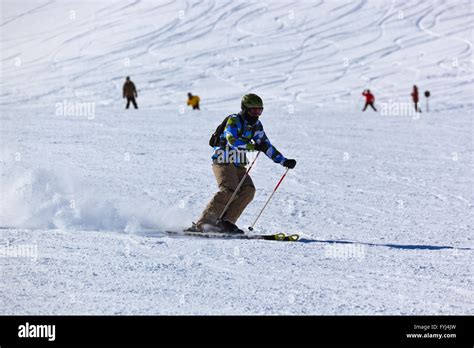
left=187, top=92, right=200, bottom=110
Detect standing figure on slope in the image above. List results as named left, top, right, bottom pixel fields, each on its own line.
left=411, top=85, right=421, bottom=113
left=362, top=89, right=377, bottom=112
left=187, top=93, right=297, bottom=234
left=123, top=76, right=138, bottom=109
left=187, top=92, right=201, bottom=110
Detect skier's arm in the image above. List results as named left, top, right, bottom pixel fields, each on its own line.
left=252, top=123, right=286, bottom=165
left=224, top=116, right=255, bottom=151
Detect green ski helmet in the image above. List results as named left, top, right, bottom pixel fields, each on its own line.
left=241, top=93, right=264, bottom=116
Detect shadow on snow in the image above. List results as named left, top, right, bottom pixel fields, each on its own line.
left=298, top=238, right=472, bottom=251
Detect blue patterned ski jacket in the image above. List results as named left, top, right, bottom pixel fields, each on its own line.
left=212, top=113, right=286, bottom=166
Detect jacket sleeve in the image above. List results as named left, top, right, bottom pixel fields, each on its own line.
left=252, top=122, right=286, bottom=165
left=224, top=116, right=254, bottom=151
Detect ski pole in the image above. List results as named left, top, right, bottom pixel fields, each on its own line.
left=218, top=151, right=261, bottom=221
left=248, top=167, right=290, bottom=231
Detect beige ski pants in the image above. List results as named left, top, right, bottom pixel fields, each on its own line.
left=197, top=163, right=255, bottom=227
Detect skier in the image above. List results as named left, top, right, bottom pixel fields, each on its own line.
left=362, top=89, right=377, bottom=111
left=411, top=85, right=421, bottom=113
left=187, top=94, right=297, bottom=234
left=123, top=76, right=138, bottom=109
left=187, top=92, right=200, bottom=110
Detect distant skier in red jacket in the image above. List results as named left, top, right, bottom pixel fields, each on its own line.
left=411, top=85, right=421, bottom=113
left=362, top=89, right=377, bottom=111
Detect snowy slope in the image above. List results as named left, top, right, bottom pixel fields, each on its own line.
left=1, top=0, right=473, bottom=314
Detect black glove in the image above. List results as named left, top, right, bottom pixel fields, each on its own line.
left=283, top=159, right=296, bottom=169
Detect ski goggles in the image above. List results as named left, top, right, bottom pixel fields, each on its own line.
left=247, top=107, right=264, bottom=117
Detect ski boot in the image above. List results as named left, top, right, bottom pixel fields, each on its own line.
left=214, top=220, right=244, bottom=234
left=184, top=222, right=202, bottom=232
left=186, top=221, right=244, bottom=234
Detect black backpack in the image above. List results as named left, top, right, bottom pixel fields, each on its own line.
left=209, top=114, right=244, bottom=147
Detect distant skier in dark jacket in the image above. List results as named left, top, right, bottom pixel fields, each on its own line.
left=411, top=85, right=421, bottom=113
left=123, top=76, right=138, bottom=109
left=362, top=89, right=377, bottom=111
left=188, top=94, right=296, bottom=234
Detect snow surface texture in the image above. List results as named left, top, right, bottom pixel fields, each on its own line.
left=1, top=0, right=473, bottom=314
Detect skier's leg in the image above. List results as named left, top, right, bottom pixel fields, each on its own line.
left=363, top=102, right=368, bottom=111
left=196, top=164, right=239, bottom=229
left=126, top=97, right=131, bottom=109
left=224, top=169, right=255, bottom=224
left=370, top=103, right=377, bottom=111
left=416, top=102, right=421, bottom=113
left=132, top=97, right=138, bottom=109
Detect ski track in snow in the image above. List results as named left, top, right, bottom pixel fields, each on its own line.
left=1, top=0, right=473, bottom=314
left=1, top=0, right=473, bottom=109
